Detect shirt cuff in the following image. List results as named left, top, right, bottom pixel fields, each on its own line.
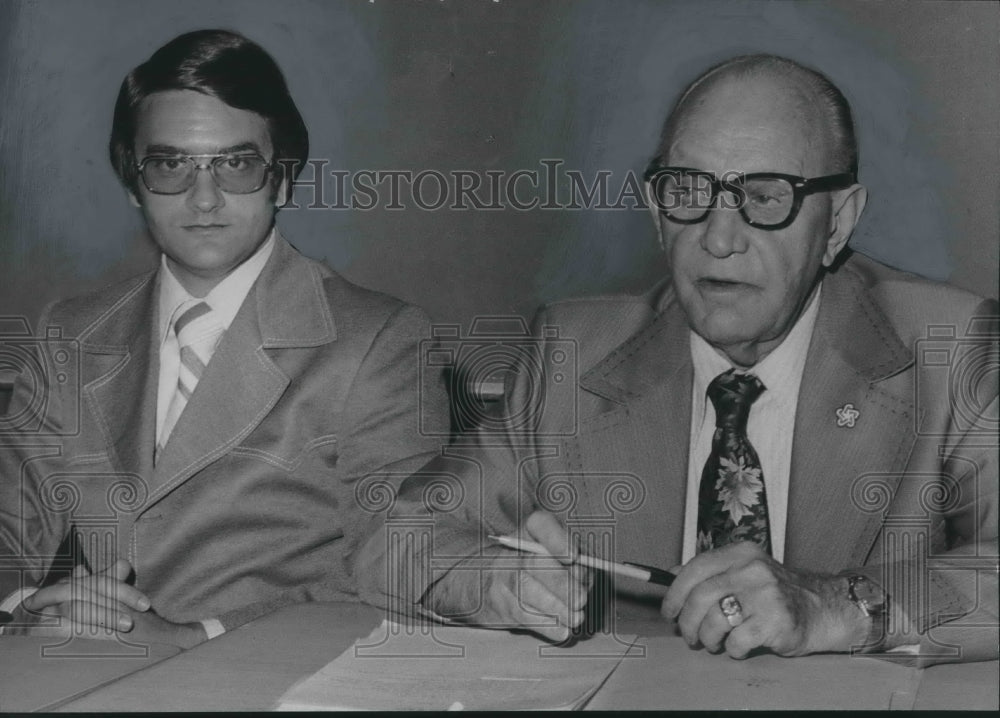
left=1, top=586, right=39, bottom=614
left=0, top=587, right=39, bottom=635
left=199, top=617, right=225, bottom=640
left=416, top=605, right=460, bottom=625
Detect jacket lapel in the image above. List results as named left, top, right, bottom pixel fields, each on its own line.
left=785, top=263, right=915, bottom=571
left=146, top=234, right=336, bottom=508
left=576, top=285, right=693, bottom=565
left=80, top=273, right=159, bottom=482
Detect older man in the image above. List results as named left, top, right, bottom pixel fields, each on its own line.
left=0, top=30, right=447, bottom=648
left=359, top=54, right=997, bottom=663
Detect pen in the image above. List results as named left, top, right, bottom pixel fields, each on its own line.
left=488, top=535, right=675, bottom=587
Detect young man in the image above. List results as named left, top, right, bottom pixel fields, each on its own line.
left=0, top=29, right=447, bottom=648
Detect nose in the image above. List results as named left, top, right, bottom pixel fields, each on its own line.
left=698, top=191, right=749, bottom=258
left=186, top=165, right=225, bottom=212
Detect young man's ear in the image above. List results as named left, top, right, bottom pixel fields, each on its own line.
left=128, top=189, right=142, bottom=208
left=274, top=177, right=290, bottom=208
left=823, top=183, right=867, bottom=267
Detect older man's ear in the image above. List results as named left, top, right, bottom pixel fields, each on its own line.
left=822, top=183, right=868, bottom=267
left=645, top=179, right=669, bottom=252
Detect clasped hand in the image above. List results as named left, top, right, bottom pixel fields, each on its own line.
left=424, top=511, right=592, bottom=642
left=13, top=559, right=206, bottom=649
left=661, top=542, right=866, bottom=658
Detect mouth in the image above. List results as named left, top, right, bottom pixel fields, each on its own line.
left=183, top=223, right=228, bottom=232
left=697, top=277, right=755, bottom=291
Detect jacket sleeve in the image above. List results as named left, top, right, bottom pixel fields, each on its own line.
left=353, top=311, right=555, bottom=615
left=0, top=305, right=75, bottom=612
left=853, top=299, right=998, bottom=665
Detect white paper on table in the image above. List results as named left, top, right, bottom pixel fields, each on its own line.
left=274, top=620, right=640, bottom=711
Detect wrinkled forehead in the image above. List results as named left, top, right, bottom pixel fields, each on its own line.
left=666, top=75, right=830, bottom=177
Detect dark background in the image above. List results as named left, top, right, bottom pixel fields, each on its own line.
left=1, top=0, right=997, bottom=334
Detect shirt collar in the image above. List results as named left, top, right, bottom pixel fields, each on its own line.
left=157, top=228, right=276, bottom=345
left=690, top=284, right=823, bottom=422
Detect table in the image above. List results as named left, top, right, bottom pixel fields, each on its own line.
left=0, top=635, right=178, bottom=712
left=3, top=602, right=993, bottom=711
left=586, top=626, right=998, bottom=711
left=56, top=603, right=382, bottom=712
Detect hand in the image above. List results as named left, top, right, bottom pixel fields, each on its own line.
left=20, top=559, right=150, bottom=635
left=423, top=511, right=592, bottom=643
left=661, top=542, right=868, bottom=658
left=16, top=559, right=207, bottom=649
left=119, top=608, right=208, bottom=650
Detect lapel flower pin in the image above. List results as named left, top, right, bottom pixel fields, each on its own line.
left=835, top=403, right=860, bottom=428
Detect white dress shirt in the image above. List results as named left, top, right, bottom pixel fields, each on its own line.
left=682, top=286, right=822, bottom=564
left=156, top=230, right=276, bottom=441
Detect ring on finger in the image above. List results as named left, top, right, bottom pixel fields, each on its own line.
left=719, top=594, right=743, bottom=627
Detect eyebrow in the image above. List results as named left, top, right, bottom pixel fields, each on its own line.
left=142, top=142, right=263, bottom=156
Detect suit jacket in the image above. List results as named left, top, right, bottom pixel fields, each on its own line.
left=0, top=233, right=448, bottom=630
left=361, top=252, right=997, bottom=664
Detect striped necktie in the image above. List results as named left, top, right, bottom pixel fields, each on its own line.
left=696, top=369, right=772, bottom=555
left=155, top=299, right=224, bottom=462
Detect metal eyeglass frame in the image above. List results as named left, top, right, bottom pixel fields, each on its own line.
left=135, top=153, right=273, bottom=195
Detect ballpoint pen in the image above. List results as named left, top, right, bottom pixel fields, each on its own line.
left=489, top=534, right=676, bottom=587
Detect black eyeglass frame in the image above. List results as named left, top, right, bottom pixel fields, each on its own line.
left=135, top=152, right=274, bottom=195
left=644, top=166, right=857, bottom=231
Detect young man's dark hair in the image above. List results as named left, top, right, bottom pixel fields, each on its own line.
left=109, top=29, right=309, bottom=197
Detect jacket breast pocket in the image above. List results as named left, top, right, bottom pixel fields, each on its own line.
left=229, top=432, right=339, bottom=473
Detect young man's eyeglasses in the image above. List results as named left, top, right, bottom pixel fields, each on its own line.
left=644, top=166, right=856, bottom=231
left=136, top=153, right=272, bottom=195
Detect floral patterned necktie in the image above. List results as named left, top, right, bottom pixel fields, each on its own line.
left=696, top=368, right=772, bottom=555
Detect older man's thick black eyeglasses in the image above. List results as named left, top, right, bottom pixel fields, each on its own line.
left=644, top=166, right=857, bottom=231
